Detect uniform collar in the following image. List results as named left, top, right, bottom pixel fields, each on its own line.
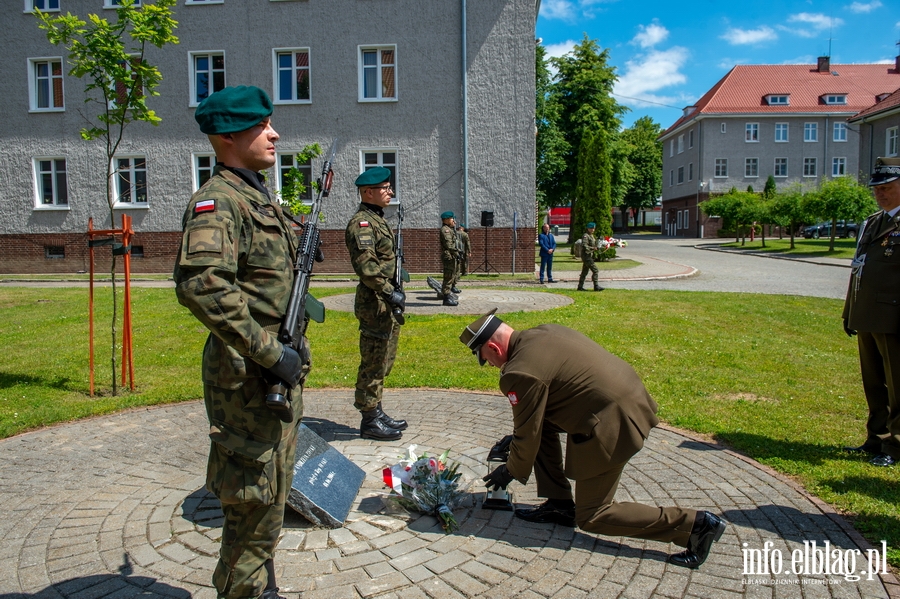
left=361, top=202, right=384, bottom=217
left=218, top=163, right=270, bottom=200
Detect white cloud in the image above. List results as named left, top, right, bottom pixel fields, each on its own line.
left=631, top=22, right=669, bottom=49
left=544, top=40, right=577, bottom=59
left=615, top=47, right=690, bottom=106
left=720, top=26, right=777, bottom=45
left=539, top=0, right=577, bottom=21
left=788, top=12, right=844, bottom=30
left=846, top=1, right=881, bottom=13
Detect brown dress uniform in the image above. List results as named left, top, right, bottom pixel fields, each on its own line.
left=174, top=165, right=302, bottom=599
left=842, top=209, right=900, bottom=460
left=500, top=324, right=696, bottom=545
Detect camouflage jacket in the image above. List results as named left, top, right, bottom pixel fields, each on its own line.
left=440, top=224, right=459, bottom=263
left=581, top=232, right=598, bottom=262
left=459, top=229, right=471, bottom=256
left=345, top=203, right=398, bottom=334
left=173, top=166, right=298, bottom=389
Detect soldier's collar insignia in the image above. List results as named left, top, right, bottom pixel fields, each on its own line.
left=359, top=221, right=370, bottom=227
left=194, top=199, right=216, bottom=213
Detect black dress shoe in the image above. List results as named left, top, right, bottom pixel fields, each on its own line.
left=844, top=444, right=880, bottom=455
left=360, top=409, right=402, bottom=440
left=668, top=511, right=726, bottom=569
left=870, top=453, right=897, bottom=467
left=513, top=500, right=575, bottom=527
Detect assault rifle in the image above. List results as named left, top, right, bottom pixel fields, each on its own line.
left=391, top=204, right=410, bottom=325
left=265, top=139, right=338, bottom=423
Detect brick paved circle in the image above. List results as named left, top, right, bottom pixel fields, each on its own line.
left=0, top=390, right=894, bottom=599
left=321, top=289, right=574, bottom=316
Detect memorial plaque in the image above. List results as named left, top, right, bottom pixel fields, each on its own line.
left=287, top=424, right=365, bottom=528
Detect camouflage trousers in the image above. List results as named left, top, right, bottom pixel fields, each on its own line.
left=204, top=380, right=302, bottom=599
left=579, top=259, right=599, bottom=287
left=355, top=325, right=400, bottom=411
left=441, top=259, right=459, bottom=295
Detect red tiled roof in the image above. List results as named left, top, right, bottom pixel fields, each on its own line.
left=850, top=86, right=900, bottom=121
left=662, top=63, right=900, bottom=136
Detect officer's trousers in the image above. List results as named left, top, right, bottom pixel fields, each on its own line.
left=857, top=331, right=900, bottom=459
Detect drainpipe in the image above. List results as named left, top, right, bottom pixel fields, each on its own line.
left=461, top=0, right=469, bottom=228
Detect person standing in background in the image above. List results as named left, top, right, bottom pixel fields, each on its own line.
left=538, top=222, right=556, bottom=284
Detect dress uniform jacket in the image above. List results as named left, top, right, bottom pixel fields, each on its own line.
left=500, top=324, right=659, bottom=482
left=843, top=210, right=900, bottom=332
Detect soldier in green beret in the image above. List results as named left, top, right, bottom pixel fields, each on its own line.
left=344, top=167, right=408, bottom=440
left=174, top=85, right=306, bottom=599
left=458, top=224, right=472, bottom=277
left=577, top=222, right=604, bottom=292
left=439, top=211, right=461, bottom=306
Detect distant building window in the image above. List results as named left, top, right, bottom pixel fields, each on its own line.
left=31, top=0, right=60, bottom=10
left=193, top=154, right=215, bottom=190
left=277, top=152, right=313, bottom=204
left=29, top=58, right=64, bottom=111
left=888, top=127, right=899, bottom=157
left=720, top=123, right=726, bottom=134
left=803, top=157, right=817, bottom=177
left=677, top=134, right=684, bottom=154
left=114, top=156, right=148, bottom=205
left=689, top=163, right=693, bottom=181
left=824, top=94, right=847, bottom=105
left=359, top=45, right=396, bottom=101
left=715, top=158, right=727, bottom=178
left=186, top=0, right=223, bottom=4
left=767, top=95, right=789, bottom=105
left=274, top=48, right=310, bottom=103
left=745, top=158, right=758, bottom=178
left=669, top=170, right=673, bottom=186
left=689, top=130, right=694, bottom=148
left=104, top=0, right=141, bottom=6
left=190, top=51, right=225, bottom=106
left=745, top=123, right=759, bottom=142
left=833, top=122, right=847, bottom=142
left=832, top=157, right=846, bottom=177
left=775, top=123, right=788, bottom=142
left=131, top=245, right=144, bottom=257
left=34, top=157, right=68, bottom=207
left=774, top=158, right=788, bottom=177
left=361, top=149, right=398, bottom=202
left=669, top=140, right=674, bottom=157
left=804, top=123, right=818, bottom=142
left=45, top=246, right=65, bottom=259
left=677, top=166, right=684, bottom=184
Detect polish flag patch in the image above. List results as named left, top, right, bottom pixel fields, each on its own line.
left=507, top=392, right=518, bottom=406
left=194, top=199, right=216, bottom=213
left=359, top=221, right=370, bottom=227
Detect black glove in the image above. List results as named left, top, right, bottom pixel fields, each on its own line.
left=843, top=319, right=857, bottom=337
left=268, top=345, right=304, bottom=388
left=482, top=464, right=514, bottom=490
left=487, top=435, right=513, bottom=463
left=384, top=288, right=406, bottom=311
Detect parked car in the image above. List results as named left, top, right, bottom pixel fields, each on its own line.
left=802, top=220, right=860, bottom=239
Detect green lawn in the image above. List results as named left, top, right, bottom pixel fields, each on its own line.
left=534, top=247, right=641, bottom=271
left=719, top=236, right=857, bottom=260
left=1, top=285, right=898, bottom=564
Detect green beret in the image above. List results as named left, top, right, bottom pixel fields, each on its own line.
left=195, top=86, right=274, bottom=135
left=586, top=222, right=596, bottom=228
left=441, top=211, right=455, bottom=220
left=355, top=167, right=392, bottom=187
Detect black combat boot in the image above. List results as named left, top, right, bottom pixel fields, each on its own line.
left=593, top=284, right=605, bottom=291
left=376, top=402, right=408, bottom=431
left=360, top=409, right=402, bottom=440
left=443, top=294, right=458, bottom=306
left=451, top=286, right=462, bottom=294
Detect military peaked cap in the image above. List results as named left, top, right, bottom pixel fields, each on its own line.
left=355, top=167, right=392, bottom=187
left=195, top=86, right=274, bottom=135
left=460, top=308, right=502, bottom=366
left=869, top=157, right=900, bottom=187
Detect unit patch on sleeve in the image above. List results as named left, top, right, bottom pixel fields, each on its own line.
left=507, top=392, right=519, bottom=406
left=359, top=221, right=370, bottom=227
left=194, top=199, right=217, bottom=214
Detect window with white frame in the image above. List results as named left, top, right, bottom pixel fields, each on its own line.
left=689, top=130, right=694, bottom=148
left=676, top=210, right=682, bottom=229
left=190, top=52, right=225, bottom=106
left=803, top=157, right=817, bottom=177
left=186, top=0, right=223, bottom=4
left=677, top=166, right=684, bottom=184
left=774, top=158, right=787, bottom=177
left=277, top=152, right=313, bottom=203
left=720, top=123, right=726, bottom=134
left=745, top=123, right=759, bottom=142
left=775, top=123, right=788, bottom=142
left=111, top=55, right=143, bottom=108
left=767, top=95, right=789, bottom=105
left=689, top=163, right=693, bottom=181
left=34, top=157, right=68, bottom=207
left=677, top=135, right=684, bottom=154
left=833, top=122, right=847, bottom=142
left=683, top=209, right=689, bottom=229
left=193, top=153, right=215, bottom=191
left=29, top=57, right=64, bottom=111
left=888, top=127, right=899, bottom=157
left=361, top=150, right=398, bottom=201
left=104, top=0, right=141, bottom=6
left=30, top=0, right=60, bottom=11
left=804, top=122, right=818, bottom=142
left=669, top=140, right=674, bottom=157
left=832, top=157, right=846, bottom=176
left=824, top=94, right=847, bottom=105
left=669, top=170, right=673, bottom=186
left=714, top=158, right=727, bottom=177
left=745, top=158, right=758, bottom=178
left=274, top=48, right=310, bottom=103
left=114, top=156, right=148, bottom=205
left=359, top=46, right=396, bottom=101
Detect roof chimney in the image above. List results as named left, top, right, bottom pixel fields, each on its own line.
left=817, top=56, right=830, bottom=73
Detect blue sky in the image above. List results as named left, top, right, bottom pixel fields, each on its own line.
left=536, top=0, right=900, bottom=129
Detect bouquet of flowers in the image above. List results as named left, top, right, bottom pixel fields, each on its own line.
left=382, top=445, right=469, bottom=532
left=597, top=236, right=627, bottom=262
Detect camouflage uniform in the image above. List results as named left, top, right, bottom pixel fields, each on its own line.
left=173, top=165, right=304, bottom=599
left=345, top=203, right=401, bottom=411
left=578, top=231, right=600, bottom=290
left=440, top=223, right=460, bottom=296
left=458, top=228, right=471, bottom=276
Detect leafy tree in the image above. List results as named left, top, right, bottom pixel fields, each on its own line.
left=535, top=44, right=567, bottom=213
left=803, top=177, right=877, bottom=251
left=619, top=116, right=663, bottom=228
left=573, top=129, right=613, bottom=238
left=701, top=190, right=758, bottom=244
left=768, top=185, right=808, bottom=249
left=275, top=144, right=323, bottom=216
left=35, top=0, right=179, bottom=395
left=763, top=175, right=777, bottom=199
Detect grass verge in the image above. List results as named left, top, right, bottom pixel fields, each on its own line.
left=719, top=237, right=857, bottom=260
